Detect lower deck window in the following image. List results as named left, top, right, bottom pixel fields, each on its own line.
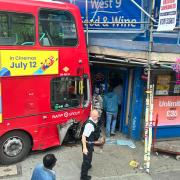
left=51, top=77, right=81, bottom=110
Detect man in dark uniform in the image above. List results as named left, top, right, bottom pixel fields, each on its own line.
left=80, top=109, right=104, bottom=180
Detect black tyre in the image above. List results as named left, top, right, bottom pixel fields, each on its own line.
left=0, top=131, right=31, bottom=165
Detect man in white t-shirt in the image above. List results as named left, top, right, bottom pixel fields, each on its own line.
left=80, top=109, right=104, bottom=180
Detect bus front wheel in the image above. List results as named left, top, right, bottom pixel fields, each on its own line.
left=0, top=130, right=31, bottom=165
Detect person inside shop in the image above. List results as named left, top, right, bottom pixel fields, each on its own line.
left=103, top=86, right=119, bottom=137
left=92, top=86, right=103, bottom=127
left=80, top=109, right=105, bottom=180
left=113, top=79, right=123, bottom=130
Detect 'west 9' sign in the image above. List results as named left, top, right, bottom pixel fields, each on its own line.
left=64, top=0, right=143, bottom=31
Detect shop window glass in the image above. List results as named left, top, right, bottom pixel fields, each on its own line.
left=0, top=11, right=35, bottom=45
left=152, top=70, right=180, bottom=96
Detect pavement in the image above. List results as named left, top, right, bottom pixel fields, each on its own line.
left=0, top=133, right=180, bottom=180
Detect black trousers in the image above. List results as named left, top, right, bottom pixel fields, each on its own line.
left=80, top=146, right=93, bottom=179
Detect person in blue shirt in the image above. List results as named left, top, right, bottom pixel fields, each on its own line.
left=103, top=87, right=120, bottom=137
left=31, top=154, right=57, bottom=180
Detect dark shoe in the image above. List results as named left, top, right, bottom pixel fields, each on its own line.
left=87, top=175, right=91, bottom=180
left=80, top=175, right=91, bottom=180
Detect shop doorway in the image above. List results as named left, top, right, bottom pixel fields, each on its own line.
left=91, top=65, right=129, bottom=133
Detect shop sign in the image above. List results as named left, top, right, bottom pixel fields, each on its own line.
left=64, top=0, right=143, bottom=31
left=157, top=0, right=178, bottom=31
left=153, top=96, right=180, bottom=126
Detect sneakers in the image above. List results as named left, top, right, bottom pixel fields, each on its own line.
left=80, top=175, right=91, bottom=180
left=111, top=132, right=116, bottom=135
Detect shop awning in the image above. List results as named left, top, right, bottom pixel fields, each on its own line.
left=89, top=46, right=180, bottom=68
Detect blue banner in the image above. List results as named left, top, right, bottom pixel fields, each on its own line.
left=63, top=0, right=143, bottom=31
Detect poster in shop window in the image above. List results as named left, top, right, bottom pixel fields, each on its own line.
left=153, top=96, right=180, bottom=126
left=174, top=84, right=180, bottom=94
left=155, top=75, right=171, bottom=95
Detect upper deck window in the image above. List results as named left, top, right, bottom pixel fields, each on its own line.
left=39, top=9, right=78, bottom=47
left=0, top=12, right=35, bottom=46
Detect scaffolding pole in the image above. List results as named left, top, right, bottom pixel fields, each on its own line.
left=130, top=0, right=157, bottom=23
left=144, top=0, right=155, bottom=174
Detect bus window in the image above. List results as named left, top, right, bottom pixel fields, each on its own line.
left=0, top=11, right=35, bottom=46
left=39, top=9, right=78, bottom=47
left=51, top=77, right=81, bottom=110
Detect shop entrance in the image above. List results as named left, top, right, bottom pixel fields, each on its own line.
left=91, top=64, right=129, bottom=134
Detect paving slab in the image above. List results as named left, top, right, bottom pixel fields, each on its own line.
left=0, top=165, right=21, bottom=179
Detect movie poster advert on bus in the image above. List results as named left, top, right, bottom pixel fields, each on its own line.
left=153, top=96, right=180, bottom=126
left=157, top=0, right=178, bottom=31
left=0, top=50, right=59, bottom=76
left=65, top=0, right=143, bottom=30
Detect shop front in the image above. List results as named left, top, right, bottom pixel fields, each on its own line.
left=90, top=61, right=146, bottom=140
left=152, top=68, right=180, bottom=139
left=89, top=46, right=180, bottom=141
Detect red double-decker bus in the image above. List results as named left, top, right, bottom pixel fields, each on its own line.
left=0, top=0, right=91, bottom=164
